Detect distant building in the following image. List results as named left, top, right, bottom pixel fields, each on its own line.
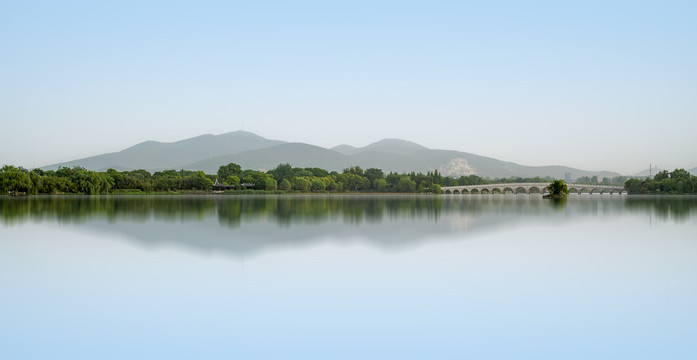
left=565, top=172, right=571, bottom=183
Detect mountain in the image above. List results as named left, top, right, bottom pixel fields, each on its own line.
left=184, top=143, right=351, bottom=173
left=689, top=167, right=697, bottom=176
left=331, top=144, right=361, bottom=156
left=360, top=139, right=427, bottom=155
left=43, top=131, right=285, bottom=171
left=331, top=139, right=426, bottom=156
left=43, top=131, right=621, bottom=179
left=633, top=167, right=668, bottom=177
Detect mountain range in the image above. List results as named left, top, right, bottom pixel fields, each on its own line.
left=43, top=131, right=623, bottom=179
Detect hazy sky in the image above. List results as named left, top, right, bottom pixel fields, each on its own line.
left=1, top=0, right=695, bottom=174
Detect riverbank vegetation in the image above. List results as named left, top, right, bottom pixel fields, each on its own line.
left=624, top=169, right=697, bottom=195
left=1, top=163, right=695, bottom=195
left=0, top=164, right=445, bottom=195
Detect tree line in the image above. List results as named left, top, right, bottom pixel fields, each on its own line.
left=624, top=169, right=697, bottom=195
left=0, top=163, right=554, bottom=195
left=2, top=163, right=694, bottom=195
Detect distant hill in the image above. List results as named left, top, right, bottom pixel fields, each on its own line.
left=360, top=138, right=427, bottom=155
left=689, top=167, right=697, bottom=176
left=184, top=143, right=351, bottom=173
left=331, top=144, right=361, bottom=156
left=43, top=131, right=285, bottom=171
left=43, top=130, right=621, bottom=179
left=633, top=167, right=665, bottom=177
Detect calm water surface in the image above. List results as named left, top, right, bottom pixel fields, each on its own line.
left=1, top=195, right=696, bottom=359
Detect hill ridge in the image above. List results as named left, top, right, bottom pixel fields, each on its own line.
left=42, top=131, right=621, bottom=179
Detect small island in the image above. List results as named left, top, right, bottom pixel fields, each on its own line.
left=544, top=180, right=570, bottom=199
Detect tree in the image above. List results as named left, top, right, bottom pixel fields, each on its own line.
left=624, top=178, right=642, bottom=194
left=0, top=166, right=32, bottom=194
left=364, top=168, right=385, bottom=188
left=265, top=178, right=278, bottom=191
left=396, top=176, right=417, bottom=193
left=240, top=170, right=272, bottom=190
left=292, top=177, right=311, bottom=192
left=374, top=178, right=389, bottom=192
left=670, top=169, right=691, bottom=182
left=547, top=180, right=569, bottom=199
left=311, top=179, right=326, bottom=192
left=184, top=171, right=214, bottom=190
left=339, top=173, right=369, bottom=191
left=218, top=163, right=242, bottom=181
left=225, top=175, right=241, bottom=188
left=305, top=167, right=329, bottom=177
left=268, top=163, right=294, bottom=183
left=330, top=182, right=343, bottom=192
left=654, top=170, right=670, bottom=181
left=279, top=179, right=292, bottom=192
left=343, top=166, right=363, bottom=176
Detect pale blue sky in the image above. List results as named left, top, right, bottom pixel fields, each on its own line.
left=1, top=0, right=695, bottom=174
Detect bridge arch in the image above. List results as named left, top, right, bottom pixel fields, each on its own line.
left=529, top=186, right=543, bottom=194
left=515, top=187, right=527, bottom=194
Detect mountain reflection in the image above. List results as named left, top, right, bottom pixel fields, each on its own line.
left=1, top=195, right=695, bottom=257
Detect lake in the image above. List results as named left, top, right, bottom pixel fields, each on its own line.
left=1, top=194, right=696, bottom=359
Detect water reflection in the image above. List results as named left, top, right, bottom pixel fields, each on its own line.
left=2, top=195, right=695, bottom=224
left=1, top=195, right=695, bottom=256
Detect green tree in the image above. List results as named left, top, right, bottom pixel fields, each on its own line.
left=0, top=166, right=32, bottom=194
left=670, top=169, right=691, bottom=182
left=547, top=180, right=569, bottom=199
left=330, top=182, right=343, bottom=192
left=305, top=167, right=329, bottom=177
left=396, top=176, right=417, bottom=193
left=292, top=177, right=311, bottom=192
left=374, top=178, right=389, bottom=192
left=279, top=179, right=292, bottom=192
left=364, top=168, right=385, bottom=188
left=28, top=171, right=43, bottom=195
left=184, top=171, right=214, bottom=190
left=269, top=163, right=294, bottom=183
left=339, top=173, right=370, bottom=191
left=624, top=178, right=642, bottom=194
left=430, top=183, right=443, bottom=194
left=654, top=170, right=670, bottom=181
left=343, top=166, right=364, bottom=176
left=225, top=175, right=241, bottom=188
left=106, top=169, right=126, bottom=189
left=311, top=179, right=326, bottom=192
left=265, top=178, right=278, bottom=191
left=218, top=163, right=242, bottom=181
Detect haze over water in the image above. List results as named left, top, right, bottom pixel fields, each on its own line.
left=1, top=195, right=696, bottom=359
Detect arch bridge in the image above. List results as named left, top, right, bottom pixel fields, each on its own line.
left=442, top=183, right=625, bottom=195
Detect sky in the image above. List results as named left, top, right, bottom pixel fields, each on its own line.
left=1, top=0, right=695, bottom=174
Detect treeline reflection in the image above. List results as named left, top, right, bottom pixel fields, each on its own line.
left=1, top=195, right=696, bottom=226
